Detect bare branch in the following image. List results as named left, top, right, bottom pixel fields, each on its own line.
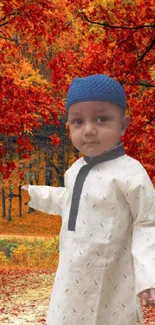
left=144, top=117, right=155, bottom=128
left=0, top=12, right=17, bottom=22
left=126, top=82, right=155, bottom=88
left=82, top=12, right=155, bottom=30
left=110, top=30, right=137, bottom=66
left=138, top=82, right=155, bottom=88
left=0, top=21, right=12, bottom=28
left=0, top=12, right=19, bottom=28
left=118, top=30, right=136, bottom=46
left=139, top=40, right=155, bottom=61
left=0, top=35, right=13, bottom=41
left=0, top=29, right=20, bottom=44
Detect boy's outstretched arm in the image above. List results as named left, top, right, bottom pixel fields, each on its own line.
left=125, top=169, right=155, bottom=306
left=21, top=181, right=67, bottom=216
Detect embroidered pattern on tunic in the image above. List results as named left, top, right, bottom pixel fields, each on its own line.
left=28, top=147, right=155, bottom=325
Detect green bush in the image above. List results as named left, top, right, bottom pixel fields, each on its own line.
left=0, top=236, right=59, bottom=270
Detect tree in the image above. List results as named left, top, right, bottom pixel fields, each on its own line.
left=49, top=0, right=155, bottom=181
left=0, top=0, right=69, bottom=179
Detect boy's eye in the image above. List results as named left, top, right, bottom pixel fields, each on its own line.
left=74, top=119, right=83, bottom=125
left=97, top=116, right=107, bottom=122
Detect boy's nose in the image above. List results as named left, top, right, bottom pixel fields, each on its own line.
left=83, top=123, right=96, bottom=136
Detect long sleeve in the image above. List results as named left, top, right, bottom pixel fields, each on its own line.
left=28, top=185, right=66, bottom=216
left=125, top=169, right=155, bottom=295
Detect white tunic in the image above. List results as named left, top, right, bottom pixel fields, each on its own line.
left=28, top=153, right=155, bottom=325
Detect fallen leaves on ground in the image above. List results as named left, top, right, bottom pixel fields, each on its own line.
left=0, top=269, right=55, bottom=324
left=1, top=268, right=155, bottom=324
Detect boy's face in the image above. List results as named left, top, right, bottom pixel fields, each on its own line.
left=68, top=101, right=130, bottom=157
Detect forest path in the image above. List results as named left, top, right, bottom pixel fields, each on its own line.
left=0, top=234, right=56, bottom=324
left=0, top=269, right=54, bottom=324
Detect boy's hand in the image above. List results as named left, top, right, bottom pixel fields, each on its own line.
left=21, top=185, right=29, bottom=191
left=139, top=288, right=155, bottom=306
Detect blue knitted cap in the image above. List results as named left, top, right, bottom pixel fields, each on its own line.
left=66, top=74, right=126, bottom=111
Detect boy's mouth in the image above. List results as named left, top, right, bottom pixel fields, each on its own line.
left=84, top=141, right=99, bottom=144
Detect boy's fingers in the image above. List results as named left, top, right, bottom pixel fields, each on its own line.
left=21, top=185, right=29, bottom=191
left=150, top=289, right=155, bottom=300
left=141, top=299, right=147, bottom=306
left=141, top=292, right=149, bottom=306
left=148, top=297, right=155, bottom=306
left=141, top=290, right=155, bottom=306
left=142, top=301, right=148, bottom=306
left=141, top=292, right=149, bottom=299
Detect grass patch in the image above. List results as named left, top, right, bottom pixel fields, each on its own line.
left=0, top=236, right=59, bottom=271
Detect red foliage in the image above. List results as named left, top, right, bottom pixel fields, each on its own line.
left=50, top=134, right=61, bottom=146
left=0, top=0, right=155, bottom=183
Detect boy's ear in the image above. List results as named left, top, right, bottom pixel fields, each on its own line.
left=66, top=121, right=70, bottom=129
left=121, top=115, right=130, bottom=136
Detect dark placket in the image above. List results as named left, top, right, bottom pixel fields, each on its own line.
left=68, top=142, right=126, bottom=231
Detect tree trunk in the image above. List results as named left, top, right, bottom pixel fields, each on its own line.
left=45, top=152, right=53, bottom=186
left=58, top=149, right=64, bottom=186
left=28, top=161, right=35, bottom=213
left=8, top=184, right=13, bottom=222
left=58, top=124, right=65, bottom=186
left=18, top=185, right=22, bottom=217
left=35, top=141, right=41, bottom=185
left=1, top=186, right=6, bottom=218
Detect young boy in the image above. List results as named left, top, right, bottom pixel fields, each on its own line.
left=22, top=74, right=155, bottom=325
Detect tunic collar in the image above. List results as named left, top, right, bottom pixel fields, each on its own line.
left=83, top=141, right=125, bottom=166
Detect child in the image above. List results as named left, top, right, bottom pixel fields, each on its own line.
left=22, top=74, right=155, bottom=325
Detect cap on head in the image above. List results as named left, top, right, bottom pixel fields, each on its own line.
left=66, top=74, right=126, bottom=112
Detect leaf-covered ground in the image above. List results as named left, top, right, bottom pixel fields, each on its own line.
left=0, top=269, right=55, bottom=324
left=1, top=267, right=155, bottom=325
